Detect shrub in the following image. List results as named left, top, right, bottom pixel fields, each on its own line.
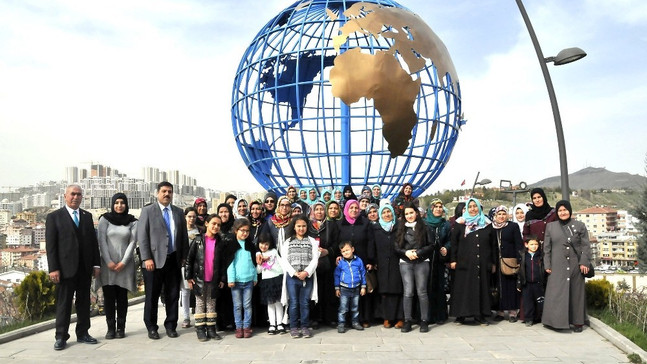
left=586, top=279, right=613, bottom=309
left=14, top=271, right=57, bottom=320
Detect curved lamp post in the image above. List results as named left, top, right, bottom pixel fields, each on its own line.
left=515, top=0, right=587, bottom=201
left=470, top=171, right=492, bottom=197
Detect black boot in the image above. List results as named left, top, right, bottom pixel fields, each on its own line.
left=196, top=326, right=208, bottom=342
left=115, top=318, right=126, bottom=339
left=105, top=320, right=116, bottom=340
left=206, top=325, right=221, bottom=340
left=401, top=320, right=412, bottom=333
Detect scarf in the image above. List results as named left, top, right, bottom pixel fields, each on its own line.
left=309, top=201, right=326, bottom=231
left=271, top=196, right=292, bottom=228
left=343, top=199, right=359, bottom=225
left=216, top=203, right=234, bottom=233
left=378, top=204, right=396, bottom=232
left=526, top=188, right=553, bottom=221
left=460, top=198, right=489, bottom=236
left=491, top=205, right=509, bottom=230
left=405, top=221, right=417, bottom=230
left=100, top=193, right=137, bottom=226
left=424, top=198, right=444, bottom=227
left=555, top=199, right=572, bottom=226
left=371, top=184, right=382, bottom=200
left=325, top=200, right=342, bottom=221
left=512, top=203, right=528, bottom=234
left=233, top=198, right=248, bottom=219
left=248, top=200, right=264, bottom=227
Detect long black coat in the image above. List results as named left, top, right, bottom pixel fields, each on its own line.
left=337, top=215, right=374, bottom=264
left=369, top=223, right=402, bottom=295
left=308, top=220, right=340, bottom=273
left=449, top=223, right=496, bottom=318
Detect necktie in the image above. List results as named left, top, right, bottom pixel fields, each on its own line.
left=73, top=210, right=80, bottom=227
left=163, top=207, right=174, bottom=253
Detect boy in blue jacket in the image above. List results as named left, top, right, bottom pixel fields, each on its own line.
left=334, top=241, right=366, bottom=333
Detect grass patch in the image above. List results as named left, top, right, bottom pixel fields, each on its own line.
left=0, top=313, right=55, bottom=335
left=590, top=308, right=647, bottom=352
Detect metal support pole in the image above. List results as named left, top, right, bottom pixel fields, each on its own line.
left=515, top=0, right=570, bottom=201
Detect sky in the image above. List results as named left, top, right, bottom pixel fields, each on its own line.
left=1, top=0, right=645, bottom=195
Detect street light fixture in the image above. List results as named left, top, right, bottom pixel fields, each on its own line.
left=515, top=0, right=587, bottom=201
left=470, top=171, right=492, bottom=197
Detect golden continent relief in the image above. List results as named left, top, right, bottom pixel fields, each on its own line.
left=329, top=2, right=459, bottom=157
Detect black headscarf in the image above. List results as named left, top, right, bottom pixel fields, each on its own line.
left=526, top=188, right=553, bottom=221
left=101, top=193, right=137, bottom=226
left=555, top=200, right=572, bottom=225
left=453, top=202, right=466, bottom=220
left=342, top=185, right=357, bottom=201
left=263, top=191, right=277, bottom=217
left=217, top=203, right=234, bottom=233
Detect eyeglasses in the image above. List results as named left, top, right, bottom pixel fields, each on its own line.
left=279, top=203, right=291, bottom=207
left=264, top=199, right=275, bottom=203
left=238, top=229, right=250, bottom=233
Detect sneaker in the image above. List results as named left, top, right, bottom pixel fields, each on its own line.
left=277, top=325, right=286, bottom=334
left=419, top=321, right=429, bottom=333
left=337, top=324, right=346, bottom=333
left=525, top=321, right=533, bottom=327
left=301, top=327, right=312, bottom=338
left=351, top=322, right=364, bottom=331
left=290, top=328, right=301, bottom=338
left=268, top=325, right=277, bottom=335
left=509, top=316, right=518, bottom=323
left=182, top=319, right=191, bottom=328
left=401, top=321, right=412, bottom=333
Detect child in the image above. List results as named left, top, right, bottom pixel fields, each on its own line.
left=334, top=241, right=367, bottom=333
left=226, top=218, right=258, bottom=338
left=517, top=235, right=545, bottom=326
left=256, top=233, right=285, bottom=334
left=278, top=215, right=320, bottom=338
left=185, top=214, right=224, bottom=341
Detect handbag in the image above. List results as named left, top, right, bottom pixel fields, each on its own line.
left=365, top=269, right=378, bottom=294
left=560, top=224, right=595, bottom=279
left=500, top=257, right=520, bottom=276
left=497, top=230, right=519, bottom=276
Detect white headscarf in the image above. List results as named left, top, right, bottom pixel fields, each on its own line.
left=512, top=203, right=529, bottom=237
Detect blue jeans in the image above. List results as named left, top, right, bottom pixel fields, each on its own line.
left=286, top=276, right=313, bottom=329
left=231, top=281, right=253, bottom=329
left=400, top=261, right=430, bottom=322
left=337, top=286, right=360, bottom=325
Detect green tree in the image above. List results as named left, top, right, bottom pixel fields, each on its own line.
left=14, top=271, right=56, bottom=320
left=633, top=156, right=647, bottom=271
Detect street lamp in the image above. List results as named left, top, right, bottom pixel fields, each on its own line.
left=470, top=171, right=492, bottom=197
left=515, top=0, right=587, bottom=201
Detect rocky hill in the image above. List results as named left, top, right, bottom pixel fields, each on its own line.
left=530, top=167, right=646, bottom=190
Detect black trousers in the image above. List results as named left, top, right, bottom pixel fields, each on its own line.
left=522, top=282, right=544, bottom=322
left=143, top=253, right=181, bottom=331
left=55, top=270, right=92, bottom=340
left=103, top=285, right=129, bottom=322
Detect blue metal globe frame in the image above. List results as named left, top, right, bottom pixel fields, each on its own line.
left=231, top=0, right=463, bottom=198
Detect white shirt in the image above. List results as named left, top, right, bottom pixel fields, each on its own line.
left=65, top=205, right=80, bottom=223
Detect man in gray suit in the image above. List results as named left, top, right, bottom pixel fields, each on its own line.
left=137, top=182, right=188, bottom=339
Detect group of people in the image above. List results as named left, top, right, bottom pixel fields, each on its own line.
left=46, top=182, right=592, bottom=350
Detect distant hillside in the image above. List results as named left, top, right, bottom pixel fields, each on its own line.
left=530, top=167, right=646, bottom=190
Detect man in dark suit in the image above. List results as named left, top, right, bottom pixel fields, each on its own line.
left=137, top=181, right=188, bottom=339
left=46, top=184, right=101, bottom=350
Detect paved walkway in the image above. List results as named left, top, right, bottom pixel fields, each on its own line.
left=0, top=300, right=640, bottom=363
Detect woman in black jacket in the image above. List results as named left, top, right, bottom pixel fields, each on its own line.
left=394, top=202, right=433, bottom=333
left=185, top=214, right=225, bottom=341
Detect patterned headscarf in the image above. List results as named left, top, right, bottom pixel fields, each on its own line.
left=491, top=205, right=509, bottom=230
left=459, top=198, right=490, bottom=236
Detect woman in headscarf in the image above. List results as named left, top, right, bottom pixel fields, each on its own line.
left=369, top=204, right=403, bottom=329
left=308, top=200, right=340, bottom=328
left=491, top=205, right=523, bottom=322
left=449, top=198, right=496, bottom=325
left=247, top=199, right=265, bottom=244
left=263, top=191, right=277, bottom=221
left=333, top=187, right=343, bottom=203
left=366, top=203, right=379, bottom=224
left=424, top=198, right=451, bottom=325
left=338, top=199, right=375, bottom=327
left=449, top=202, right=466, bottom=229
left=233, top=198, right=249, bottom=219
left=512, top=203, right=529, bottom=240
left=194, top=197, right=208, bottom=232
left=261, top=195, right=293, bottom=252
left=97, top=193, right=137, bottom=339
left=320, top=188, right=332, bottom=204
left=326, top=200, right=342, bottom=221
left=523, top=188, right=556, bottom=244
left=392, top=182, right=418, bottom=219
left=216, top=203, right=234, bottom=234
left=360, top=185, right=372, bottom=199
left=370, top=184, right=382, bottom=205
left=340, top=185, right=357, bottom=210
left=542, top=200, right=591, bottom=332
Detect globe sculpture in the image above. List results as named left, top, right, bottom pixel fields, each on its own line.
left=231, top=0, right=464, bottom=198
